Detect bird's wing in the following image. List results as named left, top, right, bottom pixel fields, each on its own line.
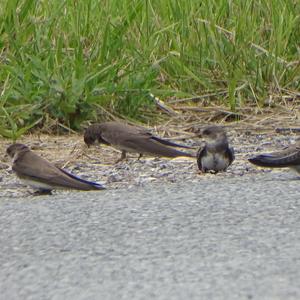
left=150, top=136, right=192, bottom=149
left=58, top=169, right=105, bottom=190
left=132, top=124, right=192, bottom=149
left=13, top=151, right=103, bottom=190
left=226, top=147, right=235, bottom=165
left=101, top=122, right=192, bottom=150
left=118, top=136, right=193, bottom=157
left=249, top=144, right=300, bottom=167
left=196, top=144, right=207, bottom=170
left=99, top=123, right=150, bottom=145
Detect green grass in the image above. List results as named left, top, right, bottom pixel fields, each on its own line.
left=0, top=0, right=299, bottom=138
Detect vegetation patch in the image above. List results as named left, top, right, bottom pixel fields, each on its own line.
left=0, top=0, right=299, bottom=138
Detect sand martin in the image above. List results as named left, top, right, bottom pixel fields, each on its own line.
left=248, top=140, right=300, bottom=174
left=7, top=143, right=105, bottom=193
left=197, top=126, right=234, bottom=173
left=84, top=121, right=194, bottom=161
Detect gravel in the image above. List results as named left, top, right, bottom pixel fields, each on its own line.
left=0, top=129, right=298, bottom=197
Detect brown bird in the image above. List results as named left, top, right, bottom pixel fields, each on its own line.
left=84, top=121, right=194, bottom=161
left=7, top=143, right=105, bottom=193
left=248, top=141, right=300, bottom=174
left=197, top=126, right=234, bottom=173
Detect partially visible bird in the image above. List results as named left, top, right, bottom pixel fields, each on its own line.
left=84, top=121, right=194, bottom=162
left=6, top=143, right=105, bottom=194
left=196, top=126, right=234, bottom=173
left=248, top=141, right=300, bottom=174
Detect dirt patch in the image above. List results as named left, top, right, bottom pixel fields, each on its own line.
left=0, top=124, right=299, bottom=197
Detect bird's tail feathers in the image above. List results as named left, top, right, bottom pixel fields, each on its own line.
left=151, top=136, right=192, bottom=149
left=248, top=154, right=295, bottom=168
left=149, top=144, right=195, bottom=158
left=60, top=169, right=105, bottom=190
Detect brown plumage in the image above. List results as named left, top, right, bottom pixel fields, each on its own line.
left=248, top=141, right=300, bottom=174
left=196, top=126, right=234, bottom=173
left=84, top=121, right=194, bottom=161
left=7, top=143, right=105, bottom=193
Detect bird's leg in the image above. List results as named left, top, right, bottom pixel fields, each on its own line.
left=208, top=170, right=218, bottom=174
left=137, top=153, right=143, bottom=160
left=32, top=189, right=53, bottom=196
left=198, top=168, right=218, bottom=175
left=120, top=150, right=127, bottom=161
left=115, top=150, right=127, bottom=164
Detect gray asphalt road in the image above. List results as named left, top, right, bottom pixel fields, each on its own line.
left=0, top=172, right=300, bottom=300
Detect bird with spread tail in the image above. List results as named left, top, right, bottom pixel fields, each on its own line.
left=248, top=141, right=300, bottom=174
left=196, top=126, right=234, bottom=173
left=6, top=143, right=105, bottom=194
left=84, top=121, right=194, bottom=162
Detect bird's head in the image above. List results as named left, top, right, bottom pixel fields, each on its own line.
left=83, top=131, right=96, bottom=147
left=6, top=143, right=30, bottom=159
left=84, top=124, right=107, bottom=147
left=200, top=126, right=227, bottom=142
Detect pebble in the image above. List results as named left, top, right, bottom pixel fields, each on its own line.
left=0, top=131, right=297, bottom=198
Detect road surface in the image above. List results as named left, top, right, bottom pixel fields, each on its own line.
left=0, top=172, right=300, bottom=300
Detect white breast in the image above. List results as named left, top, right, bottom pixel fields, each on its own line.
left=201, top=152, right=229, bottom=171
left=19, top=178, right=55, bottom=191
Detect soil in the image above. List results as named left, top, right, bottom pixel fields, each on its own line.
left=0, top=123, right=299, bottom=198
